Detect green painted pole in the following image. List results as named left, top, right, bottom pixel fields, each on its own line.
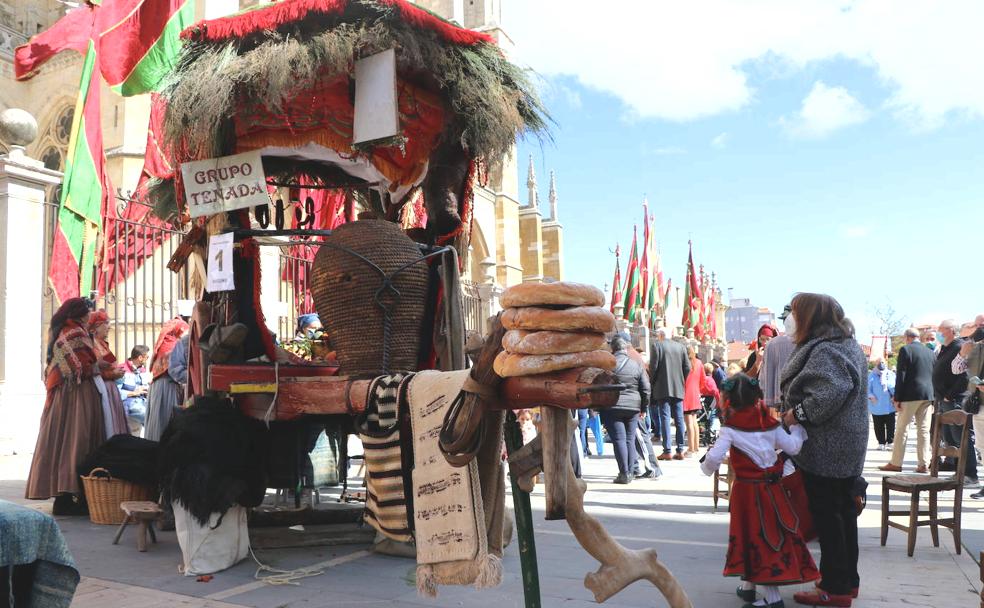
left=504, top=411, right=541, bottom=608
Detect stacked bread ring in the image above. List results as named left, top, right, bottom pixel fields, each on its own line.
left=494, top=282, right=617, bottom=377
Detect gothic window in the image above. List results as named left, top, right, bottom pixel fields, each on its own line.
left=41, top=146, right=61, bottom=171
left=54, top=107, right=74, bottom=145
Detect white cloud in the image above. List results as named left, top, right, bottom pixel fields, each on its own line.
left=840, top=224, right=871, bottom=238
left=503, top=1, right=984, bottom=128
left=641, top=144, right=686, bottom=156
left=711, top=132, right=729, bottom=149
left=781, top=82, right=871, bottom=138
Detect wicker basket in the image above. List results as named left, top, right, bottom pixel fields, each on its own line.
left=80, top=467, right=156, bottom=525
left=309, top=220, right=429, bottom=377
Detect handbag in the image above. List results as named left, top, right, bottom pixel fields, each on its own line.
left=963, top=354, right=984, bottom=415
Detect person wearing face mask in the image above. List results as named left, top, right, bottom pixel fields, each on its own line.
left=761, top=305, right=797, bottom=411
left=951, top=315, right=984, bottom=499
left=932, top=319, right=976, bottom=486
left=867, top=358, right=896, bottom=451
left=295, top=313, right=323, bottom=340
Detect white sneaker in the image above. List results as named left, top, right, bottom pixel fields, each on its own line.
left=878, top=444, right=887, bottom=451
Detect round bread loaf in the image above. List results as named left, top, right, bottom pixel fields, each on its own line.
left=500, top=281, right=605, bottom=308
left=501, top=330, right=607, bottom=355
left=500, top=306, right=615, bottom=333
left=493, top=350, right=616, bottom=377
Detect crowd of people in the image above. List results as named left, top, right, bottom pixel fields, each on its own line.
left=586, top=293, right=876, bottom=607
left=25, top=297, right=191, bottom=514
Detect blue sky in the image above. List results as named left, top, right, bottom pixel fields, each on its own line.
left=505, top=1, right=984, bottom=340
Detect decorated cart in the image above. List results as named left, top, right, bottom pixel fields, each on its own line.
left=146, top=1, right=691, bottom=606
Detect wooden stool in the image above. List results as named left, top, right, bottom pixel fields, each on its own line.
left=112, top=501, right=162, bottom=552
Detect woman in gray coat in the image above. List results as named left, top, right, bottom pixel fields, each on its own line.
left=780, top=293, right=868, bottom=607
left=604, top=335, right=651, bottom=485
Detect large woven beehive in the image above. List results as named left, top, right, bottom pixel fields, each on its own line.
left=309, top=220, right=428, bottom=377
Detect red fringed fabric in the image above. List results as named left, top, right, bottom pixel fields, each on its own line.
left=182, top=0, right=493, bottom=47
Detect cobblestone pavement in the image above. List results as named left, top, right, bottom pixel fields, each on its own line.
left=1, top=426, right=981, bottom=607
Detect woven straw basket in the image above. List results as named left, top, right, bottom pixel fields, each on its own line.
left=309, top=220, right=428, bottom=377
left=80, top=467, right=155, bottom=525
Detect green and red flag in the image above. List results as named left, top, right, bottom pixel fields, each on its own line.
left=681, top=243, right=704, bottom=338
left=640, top=199, right=651, bottom=312
left=706, top=282, right=717, bottom=340
left=609, top=244, right=623, bottom=314
left=622, top=227, right=641, bottom=321
left=663, top=277, right=672, bottom=322
left=47, top=38, right=108, bottom=302
left=15, top=0, right=194, bottom=301
left=98, top=0, right=196, bottom=96
left=646, top=214, right=659, bottom=325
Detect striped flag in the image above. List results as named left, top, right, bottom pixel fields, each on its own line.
left=622, top=227, right=641, bottom=321
left=609, top=244, right=623, bottom=314
left=646, top=214, right=659, bottom=324
left=99, top=0, right=196, bottom=96
left=663, top=277, right=672, bottom=322
left=681, top=243, right=703, bottom=338
left=640, top=199, right=651, bottom=311
left=16, top=0, right=195, bottom=301
left=47, top=38, right=108, bottom=302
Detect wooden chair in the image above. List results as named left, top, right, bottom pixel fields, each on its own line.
left=713, top=456, right=734, bottom=511
left=881, top=409, right=970, bottom=557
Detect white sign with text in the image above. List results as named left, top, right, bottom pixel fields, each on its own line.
left=206, top=232, right=235, bottom=293
left=180, top=151, right=269, bottom=218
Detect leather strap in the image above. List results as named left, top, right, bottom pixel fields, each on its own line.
left=461, top=375, right=498, bottom=400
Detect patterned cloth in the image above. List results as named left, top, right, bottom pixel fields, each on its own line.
left=45, top=321, right=97, bottom=390
left=360, top=374, right=414, bottom=543
left=0, top=499, right=79, bottom=607
left=151, top=318, right=189, bottom=380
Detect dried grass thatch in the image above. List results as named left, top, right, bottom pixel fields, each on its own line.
left=160, top=0, right=549, bottom=165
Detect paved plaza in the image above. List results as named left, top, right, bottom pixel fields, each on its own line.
left=1, top=429, right=981, bottom=608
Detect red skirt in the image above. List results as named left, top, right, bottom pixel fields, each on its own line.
left=724, top=470, right=819, bottom=585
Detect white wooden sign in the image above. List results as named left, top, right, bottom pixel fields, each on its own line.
left=353, top=48, right=400, bottom=146
left=206, top=232, right=235, bottom=293
left=180, top=151, right=269, bottom=218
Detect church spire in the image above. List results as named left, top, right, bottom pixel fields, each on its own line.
left=548, top=170, right=558, bottom=221
left=526, top=154, right=538, bottom=209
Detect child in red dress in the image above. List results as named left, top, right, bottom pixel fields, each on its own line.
left=701, top=374, right=819, bottom=608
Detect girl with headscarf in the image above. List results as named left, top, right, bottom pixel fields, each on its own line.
left=26, top=298, right=105, bottom=514
left=744, top=324, right=779, bottom=378
left=89, top=310, right=129, bottom=439
left=144, top=317, right=189, bottom=441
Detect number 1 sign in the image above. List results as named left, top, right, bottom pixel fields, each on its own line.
left=206, top=233, right=235, bottom=293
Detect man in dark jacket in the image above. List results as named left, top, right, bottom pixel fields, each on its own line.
left=881, top=328, right=936, bottom=473
left=933, top=319, right=976, bottom=484
left=649, top=328, right=690, bottom=460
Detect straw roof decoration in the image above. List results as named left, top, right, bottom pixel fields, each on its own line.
left=157, top=0, right=549, bottom=197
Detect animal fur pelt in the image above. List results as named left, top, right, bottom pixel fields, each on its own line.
left=158, top=397, right=269, bottom=527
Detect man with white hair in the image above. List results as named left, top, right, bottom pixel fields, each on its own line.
left=952, top=316, right=984, bottom=498
left=880, top=328, right=936, bottom=473
left=933, top=319, right=977, bottom=486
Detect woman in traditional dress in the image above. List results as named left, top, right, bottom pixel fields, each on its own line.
left=144, top=318, right=189, bottom=441
left=26, top=298, right=105, bottom=515
left=701, top=373, right=818, bottom=608
left=88, top=310, right=129, bottom=439
left=682, top=348, right=703, bottom=457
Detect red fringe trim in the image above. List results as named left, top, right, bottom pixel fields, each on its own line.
left=183, top=0, right=493, bottom=47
